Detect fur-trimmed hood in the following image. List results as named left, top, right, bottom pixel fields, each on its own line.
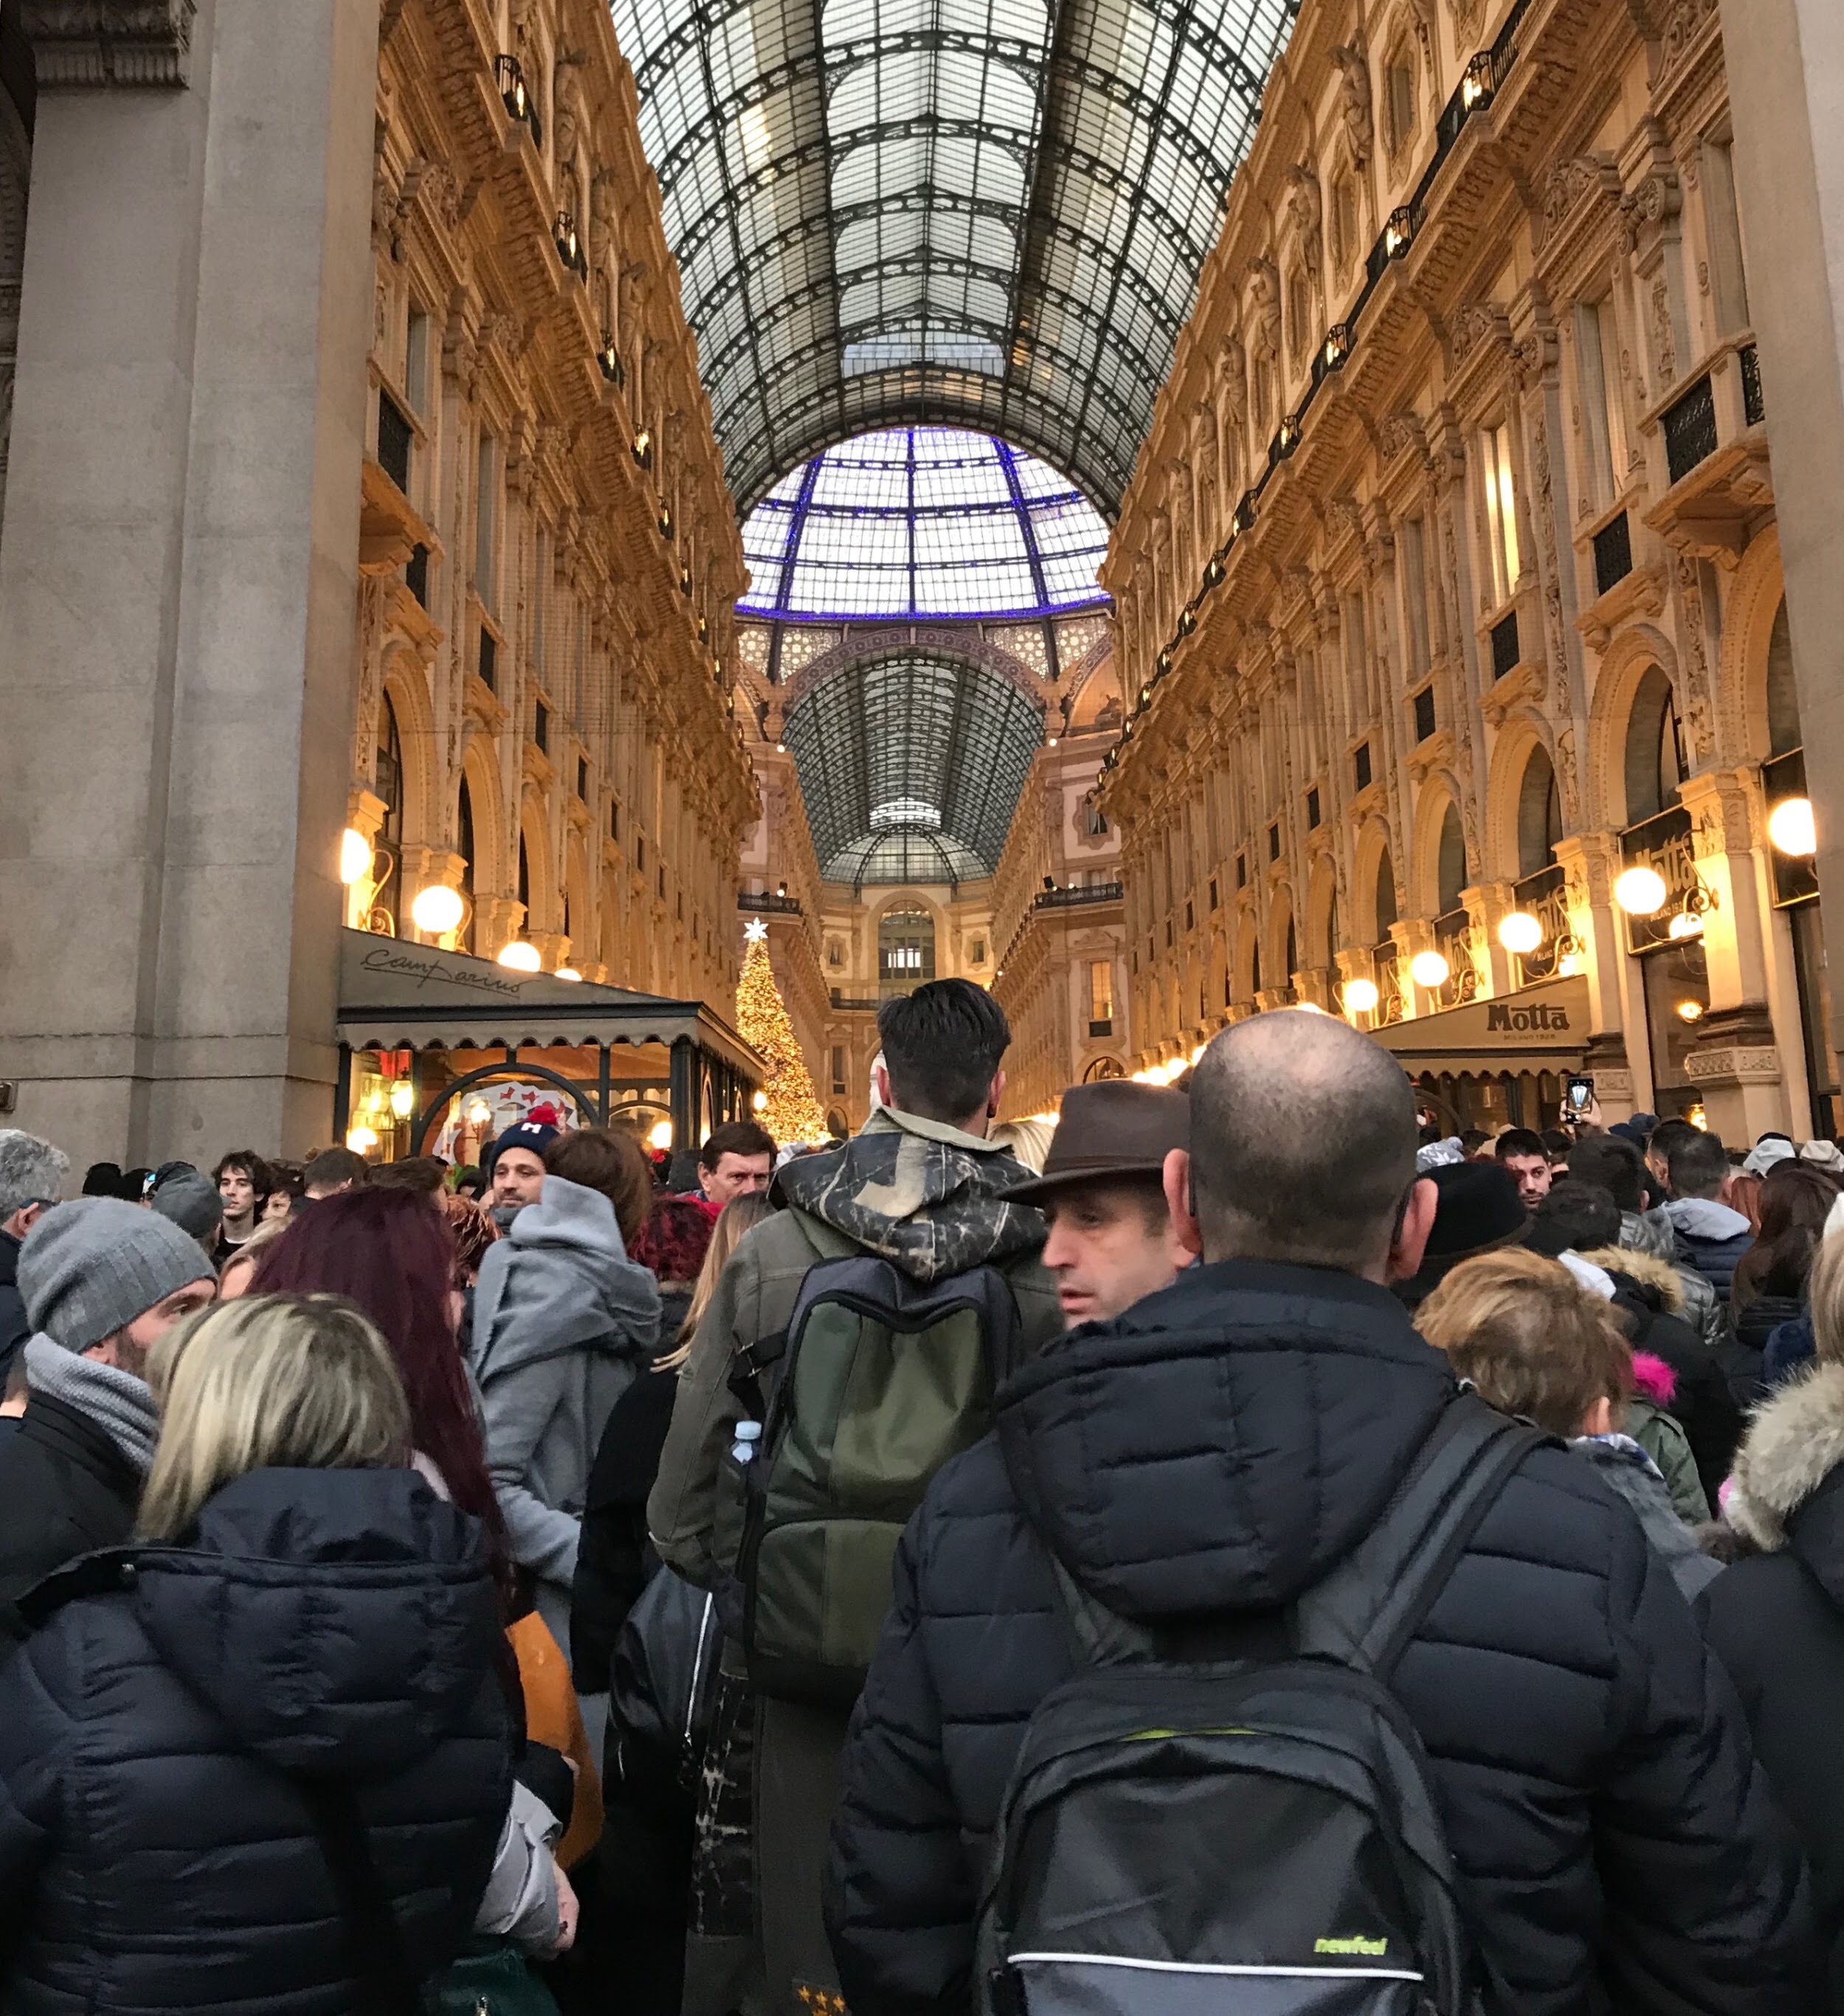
left=1580, top=1244, right=1686, bottom=1314
left=1728, top=1360, right=1844, bottom=1553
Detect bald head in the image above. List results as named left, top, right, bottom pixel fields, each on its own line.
left=1186, top=1011, right=1419, bottom=1271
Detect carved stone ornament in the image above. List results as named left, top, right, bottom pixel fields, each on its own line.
left=1330, top=45, right=1373, bottom=171
left=1378, top=410, right=1429, bottom=463
left=19, top=0, right=196, bottom=85
left=1659, top=0, right=1720, bottom=77
left=1450, top=0, right=1487, bottom=41
left=1450, top=301, right=1511, bottom=364
left=1539, top=154, right=1619, bottom=240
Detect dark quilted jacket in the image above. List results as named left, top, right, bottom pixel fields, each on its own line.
left=0, top=1466, right=512, bottom=2014
left=826, top=1260, right=1815, bottom=2016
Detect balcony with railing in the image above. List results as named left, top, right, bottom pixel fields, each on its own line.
left=739, top=889, right=804, bottom=916
left=1033, top=880, right=1125, bottom=911
left=1644, top=336, right=1773, bottom=568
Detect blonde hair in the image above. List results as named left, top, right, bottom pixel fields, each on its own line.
left=659, top=1190, right=773, bottom=1373
left=1415, top=1248, right=1632, bottom=1438
left=140, top=1294, right=411, bottom=1542
left=1809, top=1229, right=1844, bottom=1367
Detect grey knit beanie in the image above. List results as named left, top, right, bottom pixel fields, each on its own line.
left=18, top=1198, right=216, bottom=1352
left=148, top=1167, right=222, bottom=1242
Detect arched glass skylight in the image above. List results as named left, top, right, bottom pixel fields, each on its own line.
left=739, top=427, right=1111, bottom=622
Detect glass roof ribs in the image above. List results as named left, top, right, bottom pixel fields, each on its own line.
left=784, top=648, right=1045, bottom=879
left=611, top=0, right=1296, bottom=518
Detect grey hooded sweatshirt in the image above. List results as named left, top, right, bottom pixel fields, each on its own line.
left=471, top=1175, right=660, bottom=1649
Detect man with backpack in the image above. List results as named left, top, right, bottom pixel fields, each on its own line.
left=648, top=978, right=1061, bottom=2016
left=827, top=1009, right=1814, bottom=2015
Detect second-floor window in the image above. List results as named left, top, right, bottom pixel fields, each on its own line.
left=1481, top=421, right=1521, bottom=607
left=1578, top=297, right=1629, bottom=508
left=1400, top=518, right=1431, bottom=680
left=405, top=307, right=429, bottom=417
left=1089, top=960, right=1114, bottom=1024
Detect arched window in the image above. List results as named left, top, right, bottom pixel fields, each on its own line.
left=1285, top=915, right=1298, bottom=983
left=1373, top=849, right=1398, bottom=940
left=457, top=779, right=477, bottom=954
left=1516, top=745, right=1561, bottom=877
left=1437, top=804, right=1468, bottom=913
left=517, top=835, right=531, bottom=922
left=878, top=905, right=935, bottom=996
left=1767, top=599, right=1801, bottom=756
left=1322, top=889, right=1341, bottom=966
left=1623, top=665, right=1685, bottom=824
left=376, top=694, right=403, bottom=848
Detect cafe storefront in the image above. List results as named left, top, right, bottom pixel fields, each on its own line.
left=1375, top=974, right=1591, bottom=1133
left=332, top=930, right=761, bottom=1164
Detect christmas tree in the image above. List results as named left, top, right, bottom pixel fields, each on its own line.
left=736, top=918, right=828, bottom=1145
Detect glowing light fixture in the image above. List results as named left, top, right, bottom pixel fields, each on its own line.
left=497, top=940, right=542, bottom=973
left=1498, top=910, right=1543, bottom=955
left=647, top=1119, right=674, bottom=1152
left=1613, top=866, right=1668, bottom=916
left=555, top=967, right=582, bottom=982
left=464, top=1097, right=493, bottom=1126
left=1668, top=911, right=1704, bottom=941
left=1294, top=1001, right=1326, bottom=1015
left=1675, top=998, right=1705, bottom=1023
left=339, top=828, right=373, bottom=886
left=1461, top=51, right=1496, bottom=110
left=1768, top=795, right=1817, bottom=857
left=388, top=1080, right=415, bottom=1119
left=752, top=1090, right=770, bottom=1114
left=345, top=1125, right=379, bottom=1154
left=1409, top=949, right=1451, bottom=990
left=1189, top=1044, right=1206, bottom=1067
left=1322, top=324, right=1351, bottom=372
left=1344, top=977, right=1380, bottom=1015
left=410, top=883, right=465, bottom=935
left=1384, top=206, right=1415, bottom=258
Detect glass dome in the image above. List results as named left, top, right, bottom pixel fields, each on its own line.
left=739, top=427, right=1111, bottom=622
left=826, top=827, right=989, bottom=892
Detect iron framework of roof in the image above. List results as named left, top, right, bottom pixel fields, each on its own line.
left=783, top=648, right=1045, bottom=884
left=610, top=0, right=1298, bottom=516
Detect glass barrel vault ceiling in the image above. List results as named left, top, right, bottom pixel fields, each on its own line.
left=784, top=652, right=1043, bottom=886
left=609, top=0, right=1297, bottom=514
left=739, top=426, right=1110, bottom=619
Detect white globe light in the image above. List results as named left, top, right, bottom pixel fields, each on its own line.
left=1498, top=911, right=1542, bottom=955
left=339, top=827, right=373, bottom=886
left=497, top=940, right=542, bottom=973
left=1614, top=866, right=1668, bottom=916
left=1409, top=949, right=1451, bottom=990
left=647, top=1119, right=674, bottom=1151
left=1343, top=977, right=1380, bottom=1015
left=555, top=966, right=583, bottom=982
left=753, top=1089, right=769, bottom=1114
left=1667, top=911, right=1703, bottom=941
left=345, top=1125, right=379, bottom=1153
left=410, top=883, right=465, bottom=934
left=1768, top=795, right=1817, bottom=857
left=387, top=1080, right=414, bottom=1119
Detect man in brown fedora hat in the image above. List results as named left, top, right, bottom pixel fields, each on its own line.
left=1008, top=1079, right=1191, bottom=1326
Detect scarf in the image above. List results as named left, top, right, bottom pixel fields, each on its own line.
left=24, top=1332, right=161, bottom=1476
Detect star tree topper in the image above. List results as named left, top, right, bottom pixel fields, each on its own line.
left=744, top=916, right=769, bottom=943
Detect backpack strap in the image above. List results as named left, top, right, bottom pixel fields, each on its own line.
left=1296, top=1390, right=1549, bottom=1680
left=289, top=1772, right=422, bottom=2015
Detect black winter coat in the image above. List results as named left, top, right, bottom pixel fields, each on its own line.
left=572, top=1360, right=681, bottom=1691
left=1702, top=1359, right=1844, bottom=2011
left=0, top=1390, right=141, bottom=1634
left=0, top=1232, right=27, bottom=1388
left=827, top=1260, right=1814, bottom=2016
left=0, top=1466, right=513, bottom=2014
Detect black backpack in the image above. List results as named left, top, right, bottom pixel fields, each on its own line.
left=726, top=1252, right=1022, bottom=1708
left=975, top=1393, right=1543, bottom=2016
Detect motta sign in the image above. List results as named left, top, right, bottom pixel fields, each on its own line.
left=1380, top=974, right=1590, bottom=1057
left=1485, top=998, right=1573, bottom=1035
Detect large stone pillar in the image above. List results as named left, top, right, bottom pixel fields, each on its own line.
left=1723, top=0, right=1844, bottom=1056
left=0, top=0, right=379, bottom=1167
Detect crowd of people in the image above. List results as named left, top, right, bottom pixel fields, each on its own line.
left=0, top=984, right=1842, bottom=2012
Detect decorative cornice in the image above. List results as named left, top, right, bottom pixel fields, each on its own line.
left=18, top=0, right=196, bottom=85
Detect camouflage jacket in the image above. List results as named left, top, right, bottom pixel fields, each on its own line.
left=646, top=1107, right=1060, bottom=1591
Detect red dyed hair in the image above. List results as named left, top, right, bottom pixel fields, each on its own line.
left=630, top=1193, right=723, bottom=1285
left=252, top=1190, right=506, bottom=1558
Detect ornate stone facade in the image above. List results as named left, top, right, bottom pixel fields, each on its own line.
left=351, top=0, right=756, bottom=1006
left=1100, top=0, right=1829, bottom=1140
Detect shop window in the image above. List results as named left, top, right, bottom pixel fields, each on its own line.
left=1480, top=421, right=1520, bottom=606
left=1437, top=802, right=1468, bottom=913
left=1623, top=663, right=1686, bottom=824
left=1516, top=745, right=1562, bottom=877
left=1767, top=599, right=1801, bottom=756
left=1374, top=850, right=1398, bottom=938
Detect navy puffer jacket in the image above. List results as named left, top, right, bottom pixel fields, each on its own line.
left=0, top=1466, right=512, bottom=2014
left=826, top=1260, right=1815, bottom=2016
